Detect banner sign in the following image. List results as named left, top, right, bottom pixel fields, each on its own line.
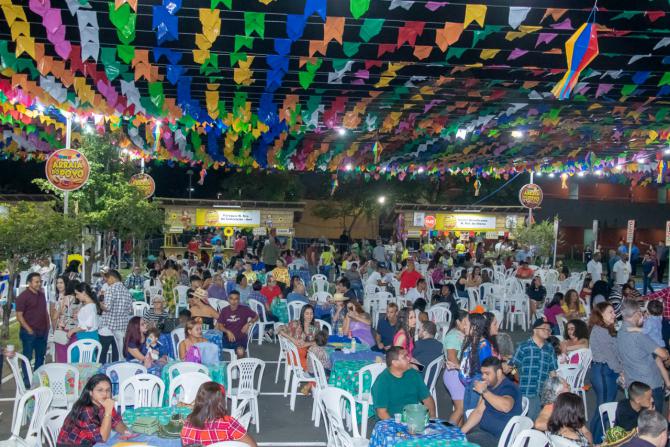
left=424, top=215, right=436, bottom=229
left=413, top=212, right=425, bottom=227
left=129, top=173, right=156, bottom=198
left=195, top=209, right=261, bottom=227
left=626, top=219, right=635, bottom=243
left=519, top=183, right=543, bottom=208
left=436, top=213, right=497, bottom=231
left=45, top=149, right=90, bottom=191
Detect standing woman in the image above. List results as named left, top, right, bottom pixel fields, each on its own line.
left=526, top=276, right=547, bottom=322
left=442, top=310, right=468, bottom=426
left=57, top=374, right=132, bottom=446
left=68, top=283, right=102, bottom=362
left=458, top=313, right=494, bottom=411
left=588, top=302, right=622, bottom=443
left=50, top=276, right=68, bottom=329
left=53, top=277, right=80, bottom=362
left=393, top=307, right=417, bottom=360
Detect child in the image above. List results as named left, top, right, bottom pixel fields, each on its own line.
left=629, top=300, right=670, bottom=391
left=307, top=328, right=331, bottom=375
left=145, top=327, right=170, bottom=363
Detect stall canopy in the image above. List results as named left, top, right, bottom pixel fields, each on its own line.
left=1, top=0, right=670, bottom=183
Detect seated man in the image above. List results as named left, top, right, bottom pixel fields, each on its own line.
left=412, top=321, right=444, bottom=379
left=462, top=357, right=523, bottom=446
left=375, top=303, right=398, bottom=350
left=371, top=346, right=436, bottom=420
left=216, top=290, right=258, bottom=358
left=617, top=382, right=654, bottom=431
left=515, top=261, right=535, bottom=279
left=621, top=410, right=667, bottom=447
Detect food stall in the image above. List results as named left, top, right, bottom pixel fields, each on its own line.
left=159, top=198, right=305, bottom=258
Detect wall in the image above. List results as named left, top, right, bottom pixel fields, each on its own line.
left=294, top=200, right=379, bottom=240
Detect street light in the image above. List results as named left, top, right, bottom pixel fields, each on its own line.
left=378, top=196, right=386, bottom=204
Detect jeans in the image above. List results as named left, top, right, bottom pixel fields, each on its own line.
left=653, top=387, right=665, bottom=415
left=99, top=335, right=119, bottom=363
left=526, top=395, right=541, bottom=420
left=590, top=362, right=619, bottom=443
left=643, top=275, right=655, bottom=296
left=463, top=375, right=482, bottom=411
left=19, top=329, right=47, bottom=387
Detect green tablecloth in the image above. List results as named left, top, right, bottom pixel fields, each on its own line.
left=123, top=406, right=192, bottom=426
left=131, top=288, right=145, bottom=302
left=271, top=298, right=288, bottom=323
left=160, top=360, right=228, bottom=404
left=328, top=359, right=378, bottom=421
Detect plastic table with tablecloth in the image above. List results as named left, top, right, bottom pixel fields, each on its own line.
left=160, top=359, right=227, bottom=404
left=94, top=407, right=192, bottom=447
left=369, top=419, right=477, bottom=447
left=328, top=359, right=380, bottom=422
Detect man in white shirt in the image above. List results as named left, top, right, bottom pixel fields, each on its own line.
left=366, top=263, right=394, bottom=287
left=587, top=253, right=604, bottom=281
left=404, top=278, right=429, bottom=305
left=613, top=254, right=632, bottom=286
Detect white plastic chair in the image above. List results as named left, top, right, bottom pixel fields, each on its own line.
left=556, top=315, right=568, bottom=339
left=35, top=364, right=79, bottom=410
left=132, top=301, right=150, bottom=317
left=354, top=363, right=386, bottom=437
left=167, top=361, right=210, bottom=379
left=513, top=429, right=551, bottom=447
left=568, top=348, right=592, bottom=420
left=426, top=307, right=451, bottom=325
left=6, top=353, right=31, bottom=428
left=319, top=386, right=369, bottom=447
left=2, top=387, right=53, bottom=447
left=40, top=409, right=67, bottom=447
left=315, top=319, right=332, bottom=335
left=287, top=301, right=306, bottom=321
left=423, top=357, right=444, bottom=417
left=173, top=285, right=189, bottom=316
left=368, top=291, right=393, bottom=328
left=226, top=358, right=266, bottom=433
left=308, top=352, right=329, bottom=428
left=119, top=373, right=165, bottom=412
left=312, top=291, right=332, bottom=304
left=67, top=339, right=102, bottom=363
left=506, top=294, right=528, bottom=331
left=105, top=362, right=147, bottom=405
left=599, top=402, right=618, bottom=434
left=275, top=334, right=289, bottom=384
left=281, top=337, right=314, bottom=412
left=521, top=396, right=529, bottom=416
left=171, top=328, right=185, bottom=358
left=144, top=285, right=162, bottom=301
left=311, top=274, right=329, bottom=294
left=248, top=298, right=278, bottom=345
left=168, top=371, right=211, bottom=405
left=498, top=416, right=534, bottom=447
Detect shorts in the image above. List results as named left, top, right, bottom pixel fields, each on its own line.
left=443, top=369, right=465, bottom=401
left=222, top=335, right=249, bottom=351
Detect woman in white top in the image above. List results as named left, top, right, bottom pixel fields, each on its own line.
left=68, top=283, right=102, bottom=362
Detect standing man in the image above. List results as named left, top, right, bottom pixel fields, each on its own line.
left=305, top=240, right=319, bottom=275
left=373, top=239, right=387, bottom=265
left=618, top=299, right=670, bottom=411
left=587, top=253, right=604, bottom=281
left=657, top=242, right=669, bottom=284
left=507, top=318, right=557, bottom=419
left=233, top=233, right=247, bottom=256
left=613, top=254, right=632, bottom=287
left=16, top=272, right=49, bottom=385
left=261, top=237, right=280, bottom=272
left=99, top=269, right=132, bottom=363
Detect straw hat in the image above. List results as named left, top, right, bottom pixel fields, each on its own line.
left=193, top=287, right=208, bottom=301
left=332, top=293, right=348, bottom=302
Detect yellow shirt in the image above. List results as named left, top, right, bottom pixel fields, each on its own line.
left=320, top=251, right=334, bottom=266
left=401, top=248, right=410, bottom=261
left=455, top=243, right=466, bottom=254
left=272, top=267, right=290, bottom=285
left=422, top=243, right=435, bottom=253
left=243, top=271, right=257, bottom=284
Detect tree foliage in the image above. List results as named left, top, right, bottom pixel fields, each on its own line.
left=0, top=202, right=81, bottom=336
left=217, top=171, right=303, bottom=201
left=512, top=219, right=562, bottom=264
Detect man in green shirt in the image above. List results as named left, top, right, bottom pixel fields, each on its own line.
left=372, top=346, right=436, bottom=419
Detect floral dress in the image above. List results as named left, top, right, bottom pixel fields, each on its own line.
left=161, top=272, right=179, bottom=313
left=283, top=320, right=321, bottom=370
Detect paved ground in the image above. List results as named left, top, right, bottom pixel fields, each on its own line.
left=0, top=329, right=628, bottom=447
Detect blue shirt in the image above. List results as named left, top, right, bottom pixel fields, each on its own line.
left=287, top=292, right=309, bottom=304
left=252, top=262, right=265, bottom=272
left=479, top=378, right=522, bottom=437
left=510, top=338, right=558, bottom=398
left=643, top=315, right=664, bottom=348
left=377, top=318, right=397, bottom=347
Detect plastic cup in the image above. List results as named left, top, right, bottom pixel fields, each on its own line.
left=394, top=413, right=402, bottom=424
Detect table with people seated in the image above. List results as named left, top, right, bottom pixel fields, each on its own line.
left=328, top=359, right=381, bottom=420
left=369, top=419, right=473, bottom=447
left=95, top=406, right=193, bottom=447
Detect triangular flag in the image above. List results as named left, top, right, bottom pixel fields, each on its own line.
left=464, top=4, right=486, bottom=28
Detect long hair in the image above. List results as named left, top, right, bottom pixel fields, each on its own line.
left=69, top=374, right=113, bottom=419
left=564, top=289, right=580, bottom=310
left=448, top=310, right=468, bottom=333
left=483, top=311, right=499, bottom=354
left=74, top=282, right=103, bottom=315
left=395, top=307, right=415, bottom=340
left=589, top=302, right=616, bottom=337
left=299, top=304, right=316, bottom=330
left=548, top=393, right=586, bottom=433
left=460, top=313, right=488, bottom=375
left=185, top=318, right=200, bottom=339
left=567, top=319, right=589, bottom=341
left=187, top=382, right=229, bottom=427
left=123, top=316, right=143, bottom=359
left=65, top=278, right=80, bottom=296
left=56, top=275, right=69, bottom=294
left=546, top=292, right=563, bottom=309
left=590, top=281, right=610, bottom=308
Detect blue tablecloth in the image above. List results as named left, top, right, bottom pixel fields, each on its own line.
left=158, top=329, right=225, bottom=360
left=95, top=432, right=182, bottom=447
left=330, top=349, right=383, bottom=363
left=370, top=419, right=470, bottom=447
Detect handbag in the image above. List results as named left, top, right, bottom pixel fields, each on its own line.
left=53, top=330, right=69, bottom=345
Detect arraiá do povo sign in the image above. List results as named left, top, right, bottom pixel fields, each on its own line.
left=518, top=183, right=543, bottom=209
left=45, top=149, right=90, bottom=191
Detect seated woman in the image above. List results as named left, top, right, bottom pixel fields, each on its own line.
left=465, top=266, right=482, bottom=288
left=455, top=270, right=468, bottom=298
left=547, top=393, right=593, bottom=447
left=123, top=316, right=154, bottom=368
left=189, top=288, right=220, bottom=327
left=330, top=293, right=348, bottom=335
left=526, top=276, right=547, bottom=322
left=179, top=318, right=208, bottom=360
left=278, top=304, right=320, bottom=370
left=341, top=301, right=375, bottom=347
left=142, top=295, right=170, bottom=330
left=561, top=289, right=586, bottom=320
left=560, top=319, right=589, bottom=361
left=271, top=259, right=291, bottom=288
left=535, top=376, right=570, bottom=431
left=181, top=381, right=257, bottom=447
left=57, top=374, right=132, bottom=446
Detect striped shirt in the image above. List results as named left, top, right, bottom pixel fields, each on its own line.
left=510, top=338, right=558, bottom=398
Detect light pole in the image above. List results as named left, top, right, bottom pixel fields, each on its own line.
left=186, top=169, right=194, bottom=199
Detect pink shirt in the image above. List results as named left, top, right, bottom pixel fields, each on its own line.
left=544, top=304, right=564, bottom=325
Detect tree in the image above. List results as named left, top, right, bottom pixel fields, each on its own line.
left=0, top=202, right=81, bottom=337
left=217, top=171, right=303, bottom=201
left=311, top=177, right=383, bottom=234
left=512, top=219, right=562, bottom=265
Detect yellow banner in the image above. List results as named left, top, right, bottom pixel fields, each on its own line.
left=435, top=213, right=497, bottom=231
left=195, top=209, right=261, bottom=227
